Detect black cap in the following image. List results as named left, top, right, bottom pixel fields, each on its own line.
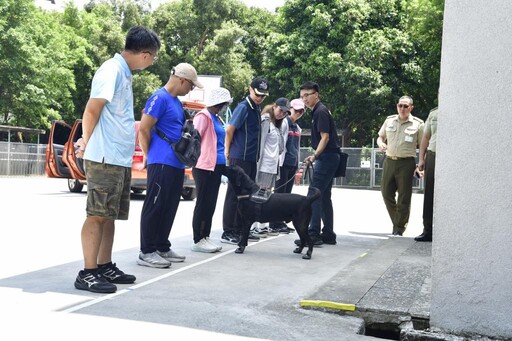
left=275, top=97, right=290, bottom=112
left=250, top=77, right=269, bottom=96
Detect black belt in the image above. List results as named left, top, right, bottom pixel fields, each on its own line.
left=387, top=156, right=414, bottom=160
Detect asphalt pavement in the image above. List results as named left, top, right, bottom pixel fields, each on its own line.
left=0, top=176, right=433, bottom=340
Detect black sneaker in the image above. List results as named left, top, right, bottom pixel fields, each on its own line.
left=320, top=234, right=337, bottom=245
left=294, top=237, right=323, bottom=246
left=278, top=226, right=295, bottom=234
left=74, top=270, right=117, bottom=293
left=98, top=263, right=136, bottom=284
left=221, top=231, right=240, bottom=245
left=322, top=238, right=337, bottom=245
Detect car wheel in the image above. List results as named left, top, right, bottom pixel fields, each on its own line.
left=181, top=187, right=196, bottom=200
left=68, top=179, right=84, bottom=193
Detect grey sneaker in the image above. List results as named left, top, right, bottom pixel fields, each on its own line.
left=137, top=251, right=171, bottom=268
left=157, top=249, right=186, bottom=263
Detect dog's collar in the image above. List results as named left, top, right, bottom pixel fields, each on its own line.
left=237, top=194, right=251, bottom=200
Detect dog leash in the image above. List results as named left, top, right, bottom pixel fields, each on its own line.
left=272, top=162, right=312, bottom=192
left=303, top=161, right=313, bottom=184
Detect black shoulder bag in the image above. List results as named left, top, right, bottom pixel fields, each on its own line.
left=154, top=119, right=202, bottom=167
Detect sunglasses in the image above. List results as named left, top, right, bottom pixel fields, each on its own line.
left=398, top=104, right=410, bottom=109
left=255, top=94, right=267, bottom=98
left=182, top=78, right=195, bottom=90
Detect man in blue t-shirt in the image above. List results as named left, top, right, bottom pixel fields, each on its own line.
left=295, top=81, right=340, bottom=246
left=137, top=63, right=204, bottom=268
left=221, top=77, right=269, bottom=244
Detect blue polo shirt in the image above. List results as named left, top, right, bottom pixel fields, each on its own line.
left=228, top=96, right=261, bottom=162
left=144, top=87, right=185, bottom=169
left=84, top=53, right=135, bottom=168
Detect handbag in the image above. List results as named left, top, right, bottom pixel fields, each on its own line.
left=154, top=120, right=202, bottom=167
left=334, top=149, right=348, bottom=178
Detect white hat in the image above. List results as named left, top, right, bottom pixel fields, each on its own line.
left=173, top=63, right=204, bottom=89
left=205, top=87, right=233, bottom=107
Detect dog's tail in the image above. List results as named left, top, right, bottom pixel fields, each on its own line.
left=306, top=187, right=321, bottom=203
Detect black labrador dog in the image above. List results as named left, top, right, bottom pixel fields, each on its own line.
left=223, top=165, right=321, bottom=259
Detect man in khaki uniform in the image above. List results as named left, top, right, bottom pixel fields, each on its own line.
left=415, top=107, right=438, bottom=242
left=377, top=96, right=424, bottom=236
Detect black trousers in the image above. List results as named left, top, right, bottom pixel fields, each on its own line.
left=140, top=164, right=184, bottom=254
left=422, top=151, right=436, bottom=236
left=222, top=158, right=257, bottom=233
left=192, top=164, right=225, bottom=243
left=270, top=165, right=297, bottom=229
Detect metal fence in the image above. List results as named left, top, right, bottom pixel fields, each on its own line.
left=298, top=147, right=424, bottom=191
left=0, top=142, right=46, bottom=176
left=0, top=142, right=423, bottom=191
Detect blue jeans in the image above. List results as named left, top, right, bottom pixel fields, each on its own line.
left=309, top=152, right=340, bottom=240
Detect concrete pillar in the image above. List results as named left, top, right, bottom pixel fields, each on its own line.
left=431, top=0, right=512, bottom=339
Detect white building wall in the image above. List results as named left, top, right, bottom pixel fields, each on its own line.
left=431, top=0, right=512, bottom=338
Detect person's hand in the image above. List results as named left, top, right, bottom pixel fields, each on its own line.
left=378, top=142, right=387, bottom=153
left=74, top=138, right=86, bottom=159
left=417, top=159, right=425, bottom=172
left=139, top=155, right=147, bottom=170
left=304, top=154, right=315, bottom=165
left=415, top=166, right=424, bottom=178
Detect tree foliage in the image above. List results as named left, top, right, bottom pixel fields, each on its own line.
left=0, top=0, right=443, bottom=146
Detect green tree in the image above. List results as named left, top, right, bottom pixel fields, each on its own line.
left=0, top=0, right=89, bottom=135
left=263, top=0, right=439, bottom=146
left=402, top=0, right=444, bottom=115
left=196, top=21, right=254, bottom=101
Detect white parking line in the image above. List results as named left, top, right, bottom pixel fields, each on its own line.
left=61, top=235, right=281, bottom=313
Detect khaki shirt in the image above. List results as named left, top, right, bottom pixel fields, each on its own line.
left=424, top=108, right=438, bottom=152
left=378, top=114, right=424, bottom=158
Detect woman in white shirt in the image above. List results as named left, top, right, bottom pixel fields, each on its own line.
left=251, top=97, right=289, bottom=237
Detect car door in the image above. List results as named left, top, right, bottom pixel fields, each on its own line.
left=62, top=119, right=85, bottom=180
left=45, top=121, right=73, bottom=178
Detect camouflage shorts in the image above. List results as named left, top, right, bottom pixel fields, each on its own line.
left=84, top=160, right=131, bottom=220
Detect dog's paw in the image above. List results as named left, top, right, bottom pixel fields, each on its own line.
left=302, top=253, right=311, bottom=260
left=293, top=247, right=302, bottom=254
left=235, top=246, right=245, bottom=254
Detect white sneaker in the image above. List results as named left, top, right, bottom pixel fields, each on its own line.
left=191, top=239, right=218, bottom=253
left=137, top=251, right=171, bottom=268
left=157, top=249, right=186, bottom=262
left=205, top=237, right=222, bottom=251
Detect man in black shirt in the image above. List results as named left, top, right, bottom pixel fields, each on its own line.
left=296, top=81, right=340, bottom=245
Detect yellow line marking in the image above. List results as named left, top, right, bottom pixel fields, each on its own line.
left=359, top=252, right=368, bottom=258
left=300, top=300, right=356, bottom=311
